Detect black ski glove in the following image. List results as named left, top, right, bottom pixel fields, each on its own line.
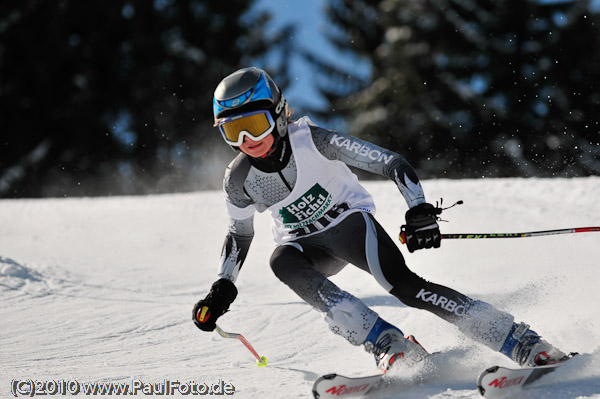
left=402, top=203, right=441, bottom=253
left=193, top=278, right=238, bottom=332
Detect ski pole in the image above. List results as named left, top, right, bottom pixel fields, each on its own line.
left=400, top=226, right=600, bottom=244
left=214, top=324, right=268, bottom=367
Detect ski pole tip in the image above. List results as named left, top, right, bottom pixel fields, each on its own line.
left=257, top=356, right=268, bottom=367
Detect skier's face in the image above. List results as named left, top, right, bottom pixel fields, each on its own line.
left=239, top=133, right=274, bottom=158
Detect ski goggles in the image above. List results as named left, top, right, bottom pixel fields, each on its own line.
left=218, top=110, right=276, bottom=146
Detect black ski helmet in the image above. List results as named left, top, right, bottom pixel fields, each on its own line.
left=213, top=67, right=288, bottom=141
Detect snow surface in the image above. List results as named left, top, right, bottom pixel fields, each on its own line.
left=2, top=177, right=600, bottom=398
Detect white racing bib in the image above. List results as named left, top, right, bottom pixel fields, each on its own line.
left=268, top=117, right=375, bottom=244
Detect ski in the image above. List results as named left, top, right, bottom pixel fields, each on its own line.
left=312, top=348, right=442, bottom=398
left=477, top=354, right=577, bottom=398
left=312, top=372, right=384, bottom=399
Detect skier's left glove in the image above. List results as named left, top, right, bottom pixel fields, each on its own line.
left=193, top=278, right=238, bottom=332
left=402, top=203, right=441, bottom=253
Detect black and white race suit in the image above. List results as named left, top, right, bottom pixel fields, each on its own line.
left=215, top=117, right=514, bottom=350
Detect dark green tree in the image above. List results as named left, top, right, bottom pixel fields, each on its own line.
left=310, top=0, right=600, bottom=178
left=0, top=0, right=292, bottom=197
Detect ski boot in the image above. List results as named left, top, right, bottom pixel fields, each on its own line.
left=500, top=322, right=569, bottom=367
left=363, top=318, right=429, bottom=373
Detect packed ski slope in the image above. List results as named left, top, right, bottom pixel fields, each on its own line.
left=1, top=177, right=600, bottom=399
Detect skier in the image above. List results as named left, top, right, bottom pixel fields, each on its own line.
left=192, top=67, right=568, bottom=372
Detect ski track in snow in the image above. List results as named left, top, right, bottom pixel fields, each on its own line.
left=1, top=177, right=600, bottom=398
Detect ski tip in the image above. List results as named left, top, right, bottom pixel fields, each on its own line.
left=477, top=385, right=486, bottom=396
left=321, top=373, right=338, bottom=380
left=312, top=374, right=337, bottom=399
left=476, top=365, right=501, bottom=397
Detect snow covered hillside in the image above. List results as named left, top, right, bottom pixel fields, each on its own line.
left=2, top=177, right=600, bottom=398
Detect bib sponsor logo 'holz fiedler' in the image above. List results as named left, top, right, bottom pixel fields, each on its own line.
left=279, top=183, right=331, bottom=227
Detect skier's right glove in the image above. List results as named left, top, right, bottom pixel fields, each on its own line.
left=192, top=278, right=238, bottom=332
